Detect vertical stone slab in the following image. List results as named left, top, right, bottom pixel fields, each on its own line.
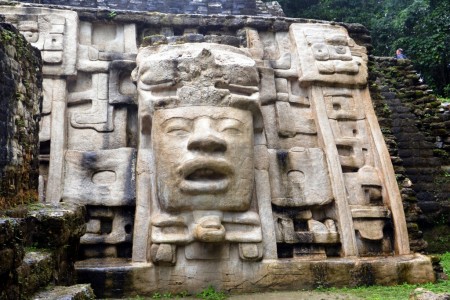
left=132, top=149, right=154, bottom=262
left=310, top=86, right=358, bottom=256
left=360, top=88, right=410, bottom=255
left=46, top=79, right=67, bottom=204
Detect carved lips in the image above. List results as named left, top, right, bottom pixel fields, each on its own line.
left=178, top=158, right=234, bottom=194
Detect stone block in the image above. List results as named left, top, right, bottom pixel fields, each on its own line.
left=17, top=250, right=54, bottom=299
left=268, top=148, right=333, bottom=207
left=27, top=203, right=86, bottom=248
left=81, top=207, right=133, bottom=245
left=63, top=148, right=136, bottom=206
left=32, top=284, right=95, bottom=300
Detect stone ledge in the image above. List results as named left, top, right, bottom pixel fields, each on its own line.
left=33, top=284, right=95, bottom=300
left=76, top=254, right=435, bottom=298
left=1, top=203, right=86, bottom=248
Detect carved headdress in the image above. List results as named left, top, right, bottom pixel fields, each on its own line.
left=132, top=43, right=262, bottom=129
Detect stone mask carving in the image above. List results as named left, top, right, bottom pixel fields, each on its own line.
left=152, top=106, right=254, bottom=211
left=133, top=43, right=263, bottom=255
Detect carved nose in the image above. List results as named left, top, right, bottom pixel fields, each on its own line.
left=187, top=134, right=227, bottom=152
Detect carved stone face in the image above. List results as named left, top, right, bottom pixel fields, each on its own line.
left=152, top=106, right=254, bottom=212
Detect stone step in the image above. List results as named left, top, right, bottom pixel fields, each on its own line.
left=17, top=250, right=54, bottom=298
left=33, top=284, right=95, bottom=300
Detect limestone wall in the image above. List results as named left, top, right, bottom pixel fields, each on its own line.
left=369, top=57, right=450, bottom=253
left=0, top=23, right=42, bottom=209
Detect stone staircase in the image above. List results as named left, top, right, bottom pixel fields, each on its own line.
left=0, top=203, right=95, bottom=299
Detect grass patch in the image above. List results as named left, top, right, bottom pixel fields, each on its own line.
left=437, top=97, right=450, bottom=103
left=317, top=252, right=450, bottom=300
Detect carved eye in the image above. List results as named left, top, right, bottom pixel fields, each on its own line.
left=217, top=119, right=243, bottom=135
left=164, top=118, right=192, bottom=136
left=220, top=127, right=241, bottom=135
left=166, top=127, right=190, bottom=136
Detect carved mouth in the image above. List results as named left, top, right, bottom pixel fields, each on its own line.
left=178, top=159, right=233, bottom=194
left=186, top=168, right=227, bottom=181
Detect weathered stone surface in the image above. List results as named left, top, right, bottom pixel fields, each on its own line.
left=369, top=56, right=449, bottom=252
left=291, top=23, right=368, bottom=87
left=33, top=284, right=95, bottom=300
left=0, top=219, right=25, bottom=275
left=0, top=23, right=42, bottom=209
left=76, top=254, right=435, bottom=297
left=0, top=203, right=87, bottom=299
left=410, top=288, right=450, bottom=300
left=63, top=148, right=136, bottom=206
left=15, top=0, right=278, bottom=16
left=0, top=7, right=78, bottom=76
left=27, top=202, right=86, bottom=248
left=17, top=250, right=54, bottom=299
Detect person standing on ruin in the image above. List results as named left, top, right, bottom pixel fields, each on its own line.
left=395, top=48, right=407, bottom=59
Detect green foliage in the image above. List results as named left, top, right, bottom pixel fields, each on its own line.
left=196, top=286, right=227, bottom=300
left=108, top=10, right=117, bottom=18
left=264, top=0, right=450, bottom=97
left=0, top=29, right=14, bottom=42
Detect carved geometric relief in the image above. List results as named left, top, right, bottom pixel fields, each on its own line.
left=39, top=115, right=51, bottom=143
left=151, top=211, right=262, bottom=245
left=344, top=165, right=384, bottom=206
left=354, top=218, right=393, bottom=256
left=275, top=78, right=310, bottom=106
left=63, top=148, right=136, bottom=206
left=77, top=22, right=137, bottom=72
left=274, top=210, right=340, bottom=259
left=329, top=119, right=369, bottom=171
left=270, top=32, right=292, bottom=70
left=39, top=77, right=54, bottom=143
left=82, top=207, right=133, bottom=244
left=261, top=104, right=318, bottom=150
left=334, top=137, right=366, bottom=171
left=67, top=106, right=127, bottom=151
left=268, top=147, right=333, bottom=207
left=80, top=206, right=134, bottom=258
left=275, top=102, right=316, bottom=137
left=0, top=8, right=78, bottom=75
left=68, top=73, right=113, bottom=132
left=290, top=23, right=368, bottom=86
left=324, top=90, right=365, bottom=120
left=109, top=60, right=137, bottom=105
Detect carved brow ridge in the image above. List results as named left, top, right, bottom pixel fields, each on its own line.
left=161, top=116, right=245, bottom=126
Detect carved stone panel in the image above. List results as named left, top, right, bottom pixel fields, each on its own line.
left=78, top=22, right=138, bottom=72
left=290, top=23, right=368, bottom=86
left=268, top=148, right=333, bottom=207
left=0, top=7, right=78, bottom=75
left=63, top=148, right=136, bottom=206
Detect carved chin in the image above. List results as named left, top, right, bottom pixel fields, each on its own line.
left=178, top=160, right=233, bottom=194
